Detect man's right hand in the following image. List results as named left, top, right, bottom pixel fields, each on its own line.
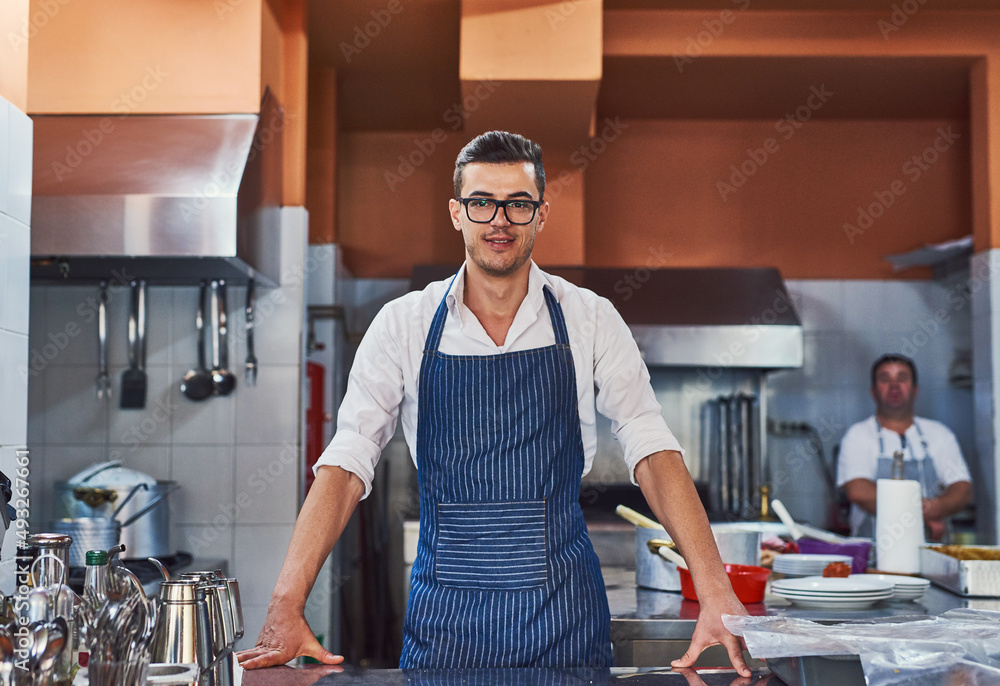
left=235, top=606, right=344, bottom=670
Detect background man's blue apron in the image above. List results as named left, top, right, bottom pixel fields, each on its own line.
left=856, top=420, right=941, bottom=539
left=399, top=282, right=612, bottom=668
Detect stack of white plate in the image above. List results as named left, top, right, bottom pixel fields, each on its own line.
left=773, top=553, right=854, bottom=578
left=771, top=576, right=895, bottom=610
left=849, top=573, right=930, bottom=601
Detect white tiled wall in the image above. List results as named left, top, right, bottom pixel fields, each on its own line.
left=766, top=276, right=975, bottom=530
left=971, top=250, right=1000, bottom=545
left=0, top=94, right=32, bottom=588
left=27, top=207, right=310, bottom=649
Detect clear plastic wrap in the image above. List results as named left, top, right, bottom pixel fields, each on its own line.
left=724, top=610, right=1000, bottom=686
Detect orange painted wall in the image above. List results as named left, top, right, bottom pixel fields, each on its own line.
left=335, top=131, right=590, bottom=278
left=262, top=0, right=308, bottom=205
left=337, top=132, right=466, bottom=278
left=0, top=0, right=29, bottom=111
left=584, top=119, right=970, bottom=279
left=27, top=0, right=262, bottom=114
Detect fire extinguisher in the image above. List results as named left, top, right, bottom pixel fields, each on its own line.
left=305, top=361, right=326, bottom=495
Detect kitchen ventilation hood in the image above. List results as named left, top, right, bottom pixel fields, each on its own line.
left=411, top=266, right=803, bottom=368
left=30, top=91, right=284, bottom=286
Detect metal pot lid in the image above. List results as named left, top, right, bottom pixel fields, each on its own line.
left=66, top=461, right=157, bottom=488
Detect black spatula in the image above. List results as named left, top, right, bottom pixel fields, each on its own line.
left=120, top=279, right=148, bottom=409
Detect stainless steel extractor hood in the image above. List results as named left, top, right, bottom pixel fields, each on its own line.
left=411, top=266, right=803, bottom=368
left=30, top=91, right=284, bottom=286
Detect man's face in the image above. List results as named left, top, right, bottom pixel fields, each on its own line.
left=449, top=162, right=549, bottom=279
left=872, top=361, right=918, bottom=414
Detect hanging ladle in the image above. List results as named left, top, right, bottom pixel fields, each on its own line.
left=181, top=281, right=214, bottom=401
left=211, top=280, right=236, bottom=396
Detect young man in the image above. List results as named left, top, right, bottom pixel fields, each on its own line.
left=237, top=131, right=750, bottom=674
left=838, top=353, right=973, bottom=539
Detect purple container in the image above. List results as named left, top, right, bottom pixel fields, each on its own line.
left=797, top=538, right=872, bottom=574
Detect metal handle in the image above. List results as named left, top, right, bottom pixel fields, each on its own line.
left=119, top=483, right=181, bottom=528
left=109, top=482, right=150, bottom=520
left=197, top=281, right=208, bottom=371
left=210, top=281, right=221, bottom=370
left=137, top=279, right=148, bottom=372
left=98, top=281, right=108, bottom=383
left=217, top=279, right=229, bottom=369
left=127, top=280, right=138, bottom=370
left=645, top=538, right=676, bottom=554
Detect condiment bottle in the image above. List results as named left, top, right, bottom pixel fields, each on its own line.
left=891, top=450, right=906, bottom=480
left=77, top=549, right=110, bottom=667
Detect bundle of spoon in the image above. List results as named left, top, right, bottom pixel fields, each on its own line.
left=80, top=559, right=158, bottom=686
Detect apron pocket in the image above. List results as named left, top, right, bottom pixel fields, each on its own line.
left=436, top=500, right=548, bottom=590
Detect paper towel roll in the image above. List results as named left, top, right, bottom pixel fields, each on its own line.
left=876, top=478, right=924, bottom=573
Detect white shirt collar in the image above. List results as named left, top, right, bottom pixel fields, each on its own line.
left=446, top=261, right=549, bottom=350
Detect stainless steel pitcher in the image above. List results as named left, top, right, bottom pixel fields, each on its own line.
left=149, top=580, right=218, bottom=685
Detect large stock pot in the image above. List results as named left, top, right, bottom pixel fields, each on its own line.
left=54, top=461, right=179, bottom=559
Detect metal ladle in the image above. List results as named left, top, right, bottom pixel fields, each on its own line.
left=210, top=280, right=236, bottom=396
left=181, top=281, right=214, bottom=401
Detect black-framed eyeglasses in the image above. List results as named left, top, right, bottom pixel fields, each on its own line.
left=458, top=197, right=542, bottom=225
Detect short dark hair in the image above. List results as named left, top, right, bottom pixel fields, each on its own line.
left=871, top=353, right=918, bottom=387
left=453, top=131, right=545, bottom=201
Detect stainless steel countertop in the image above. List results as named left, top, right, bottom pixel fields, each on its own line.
left=241, top=665, right=764, bottom=685
left=604, top=565, right=998, bottom=641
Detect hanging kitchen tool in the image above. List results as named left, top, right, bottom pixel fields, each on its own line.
left=211, top=280, right=236, bottom=396
left=96, top=280, right=111, bottom=399
left=120, top=279, right=148, bottom=409
left=704, top=392, right=763, bottom=520
left=245, top=277, right=258, bottom=387
left=181, top=281, right=214, bottom=401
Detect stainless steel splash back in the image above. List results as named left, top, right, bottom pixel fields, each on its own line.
left=30, top=91, right=284, bottom=286
left=410, top=266, right=804, bottom=368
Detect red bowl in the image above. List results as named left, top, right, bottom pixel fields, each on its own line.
left=678, top=564, right=770, bottom=604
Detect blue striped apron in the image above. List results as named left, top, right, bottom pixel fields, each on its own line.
left=856, top=419, right=941, bottom=538
left=399, top=281, right=612, bottom=669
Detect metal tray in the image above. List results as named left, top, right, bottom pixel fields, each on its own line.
left=767, top=655, right=865, bottom=686
left=920, top=545, right=1000, bottom=597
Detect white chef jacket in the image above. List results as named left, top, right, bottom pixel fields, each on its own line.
left=316, top=261, right=683, bottom=498
left=836, top=415, right=971, bottom=535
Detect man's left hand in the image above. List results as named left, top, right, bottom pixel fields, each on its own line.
left=670, top=594, right=751, bottom=677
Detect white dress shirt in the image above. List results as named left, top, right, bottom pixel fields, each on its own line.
left=316, top=261, right=683, bottom=498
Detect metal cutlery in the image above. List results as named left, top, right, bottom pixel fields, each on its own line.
left=181, top=281, right=214, bottom=401
left=96, top=281, right=111, bottom=399
left=244, top=278, right=258, bottom=387
left=120, top=279, right=148, bottom=409
left=210, top=280, right=236, bottom=396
